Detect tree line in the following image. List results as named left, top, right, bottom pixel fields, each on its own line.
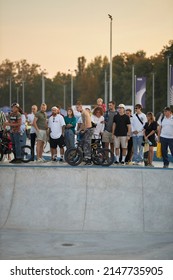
left=0, top=40, right=173, bottom=114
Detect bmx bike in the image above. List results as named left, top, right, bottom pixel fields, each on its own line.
left=65, top=133, right=114, bottom=167
left=0, top=132, right=33, bottom=163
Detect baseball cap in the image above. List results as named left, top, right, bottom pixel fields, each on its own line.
left=118, top=104, right=125, bottom=109
left=11, top=102, right=20, bottom=108
left=164, top=106, right=171, bottom=111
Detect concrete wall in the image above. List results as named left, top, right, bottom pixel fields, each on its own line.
left=0, top=166, right=173, bottom=232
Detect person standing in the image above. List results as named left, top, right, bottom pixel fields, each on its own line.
left=0, top=110, right=7, bottom=139
left=91, top=106, right=105, bottom=142
left=112, top=104, right=131, bottom=164
left=76, top=101, right=93, bottom=165
left=64, top=107, right=76, bottom=150
left=33, top=103, right=48, bottom=162
left=3, top=103, right=22, bottom=163
left=158, top=107, right=173, bottom=168
left=48, top=106, right=65, bottom=162
left=131, top=104, right=147, bottom=164
left=102, top=101, right=117, bottom=154
left=143, top=112, right=157, bottom=167
left=125, top=108, right=133, bottom=164
left=27, top=105, right=38, bottom=160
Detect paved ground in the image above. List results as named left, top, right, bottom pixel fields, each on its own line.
left=0, top=147, right=173, bottom=260
left=0, top=229, right=173, bottom=260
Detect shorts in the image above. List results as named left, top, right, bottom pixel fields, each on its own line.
left=114, top=136, right=128, bottom=149
left=36, top=129, right=47, bottom=143
left=49, top=135, right=65, bottom=149
left=102, top=131, right=114, bottom=143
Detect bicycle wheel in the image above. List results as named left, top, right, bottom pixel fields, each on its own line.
left=0, top=147, right=3, bottom=161
left=101, top=148, right=114, bottom=166
left=65, top=148, right=83, bottom=166
left=21, top=145, right=33, bottom=163
left=92, top=148, right=105, bottom=165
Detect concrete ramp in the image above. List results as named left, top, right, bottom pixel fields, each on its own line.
left=0, top=166, right=173, bottom=233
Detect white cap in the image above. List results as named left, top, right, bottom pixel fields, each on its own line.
left=118, top=104, right=125, bottom=109
left=51, top=106, right=58, bottom=110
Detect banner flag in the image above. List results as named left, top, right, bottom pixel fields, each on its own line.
left=170, top=66, right=173, bottom=106
left=135, top=77, right=146, bottom=108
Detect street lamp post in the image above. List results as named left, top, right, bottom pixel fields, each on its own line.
left=68, top=69, right=76, bottom=107
left=16, top=86, right=19, bottom=104
left=104, top=70, right=108, bottom=107
left=7, top=76, right=12, bottom=107
left=132, top=65, right=135, bottom=112
left=22, top=80, right=25, bottom=112
left=63, top=84, right=66, bottom=109
left=41, top=69, right=46, bottom=104
left=167, top=55, right=170, bottom=107
left=152, top=73, right=155, bottom=115
left=108, top=14, right=113, bottom=101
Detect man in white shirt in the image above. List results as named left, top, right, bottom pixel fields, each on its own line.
left=27, top=105, right=38, bottom=160
left=48, top=106, right=65, bottom=162
left=131, top=104, right=147, bottom=164
left=158, top=107, right=173, bottom=168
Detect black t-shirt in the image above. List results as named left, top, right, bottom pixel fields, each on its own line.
left=113, top=114, right=130, bottom=136
left=144, top=121, right=157, bottom=142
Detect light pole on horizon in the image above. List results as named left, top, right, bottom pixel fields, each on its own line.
left=152, top=72, right=155, bottom=115
left=22, top=78, right=25, bottom=112
left=68, top=69, right=76, bottom=107
left=7, top=76, right=12, bottom=107
left=108, top=14, right=113, bottom=101
left=41, top=69, right=46, bottom=104
left=132, top=65, right=135, bottom=112
left=167, top=55, right=171, bottom=107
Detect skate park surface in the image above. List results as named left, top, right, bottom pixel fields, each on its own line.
left=0, top=163, right=173, bottom=260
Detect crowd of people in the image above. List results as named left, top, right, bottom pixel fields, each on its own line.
left=0, top=97, right=173, bottom=168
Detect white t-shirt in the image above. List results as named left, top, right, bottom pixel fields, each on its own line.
left=48, top=114, right=65, bottom=139
left=91, top=115, right=105, bottom=139
left=131, top=112, right=147, bottom=136
left=20, top=114, right=26, bottom=133
left=27, top=113, right=36, bottom=134
left=158, top=115, right=173, bottom=138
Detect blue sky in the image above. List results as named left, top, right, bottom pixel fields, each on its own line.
left=0, top=0, right=173, bottom=77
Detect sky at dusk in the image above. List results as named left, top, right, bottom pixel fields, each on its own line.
left=0, top=0, right=173, bottom=78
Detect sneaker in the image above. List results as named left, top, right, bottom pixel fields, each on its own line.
left=10, top=158, right=22, bottom=164
left=59, top=157, right=64, bottom=162
left=84, top=159, right=93, bottom=166
left=121, top=161, right=125, bottom=165
left=133, top=161, right=139, bottom=165
left=9, top=158, right=17, bottom=163
left=163, top=165, right=169, bottom=168
left=52, top=155, right=57, bottom=162
left=114, top=161, right=119, bottom=165
left=37, top=158, right=45, bottom=163
left=127, top=161, right=133, bottom=165
left=147, top=163, right=154, bottom=167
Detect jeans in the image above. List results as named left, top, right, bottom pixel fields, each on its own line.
left=83, top=128, right=93, bottom=159
left=10, top=132, right=21, bottom=159
left=30, top=133, right=36, bottom=158
left=20, top=131, right=27, bottom=146
left=132, top=135, right=144, bottom=162
left=160, top=137, right=173, bottom=166
left=65, top=129, right=75, bottom=150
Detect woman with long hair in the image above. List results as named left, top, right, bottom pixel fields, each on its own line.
left=64, top=107, right=76, bottom=149
left=143, top=112, right=157, bottom=167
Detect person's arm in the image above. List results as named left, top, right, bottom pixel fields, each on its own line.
left=112, top=122, right=116, bottom=138
left=33, top=117, right=39, bottom=132
left=4, top=117, right=21, bottom=128
left=127, top=124, right=131, bottom=139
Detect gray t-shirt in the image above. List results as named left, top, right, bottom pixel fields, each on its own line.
left=104, top=110, right=117, bottom=132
